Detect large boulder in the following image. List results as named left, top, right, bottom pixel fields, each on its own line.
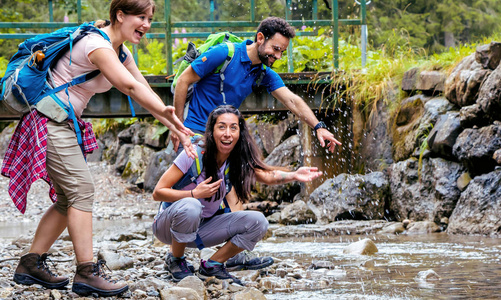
left=144, top=123, right=169, bottom=149
left=427, top=111, right=462, bottom=159
left=360, top=99, right=393, bottom=172
left=453, top=122, right=501, bottom=175
left=280, top=200, right=317, bottom=225
left=246, top=113, right=297, bottom=157
left=392, top=96, right=454, bottom=162
left=447, top=169, right=501, bottom=236
left=475, top=42, right=501, bottom=70
left=444, top=54, right=491, bottom=107
left=476, top=63, right=501, bottom=122
left=254, top=135, right=302, bottom=202
left=308, top=172, right=389, bottom=224
left=120, top=145, right=155, bottom=187
left=143, top=150, right=177, bottom=192
left=389, top=157, right=465, bottom=222
left=117, top=122, right=148, bottom=145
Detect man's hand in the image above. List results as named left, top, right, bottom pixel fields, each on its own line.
left=316, top=128, right=341, bottom=153
left=170, top=132, right=181, bottom=153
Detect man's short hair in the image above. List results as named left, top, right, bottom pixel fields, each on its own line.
left=255, top=17, right=296, bottom=41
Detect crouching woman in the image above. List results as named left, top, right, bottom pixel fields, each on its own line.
left=152, top=105, right=322, bottom=284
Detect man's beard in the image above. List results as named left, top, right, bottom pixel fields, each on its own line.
left=258, top=49, right=274, bottom=67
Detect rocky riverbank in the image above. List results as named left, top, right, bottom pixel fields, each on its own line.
left=0, top=161, right=423, bottom=300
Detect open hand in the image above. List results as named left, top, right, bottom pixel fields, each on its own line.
left=316, top=128, right=341, bottom=153
left=294, top=167, right=323, bottom=182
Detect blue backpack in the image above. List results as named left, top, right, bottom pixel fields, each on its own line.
left=0, top=22, right=133, bottom=147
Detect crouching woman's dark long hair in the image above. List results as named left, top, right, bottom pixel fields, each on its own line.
left=202, top=105, right=271, bottom=203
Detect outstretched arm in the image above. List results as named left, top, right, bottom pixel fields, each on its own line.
left=255, top=167, right=322, bottom=185
left=271, top=87, right=342, bottom=152
left=89, top=48, right=197, bottom=158
left=171, top=66, right=201, bottom=152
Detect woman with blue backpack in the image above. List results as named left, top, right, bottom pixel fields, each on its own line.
left=4, top=0, right=195, bottom=297
left=152, top=105, right=323, bottom=284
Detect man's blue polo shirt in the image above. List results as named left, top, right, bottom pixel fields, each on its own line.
left=184, top=40, right=285, bottom=132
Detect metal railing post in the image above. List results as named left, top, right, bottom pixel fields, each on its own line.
left=332, top=0, right=339, bottom=69
left=77, top=0, right=82, bottom=24
left=361, top=0, right=367, bottom=68
left=49, top=0, right=54, bottom=23
left=285, top=0, right=294, bottom=73
left=165, top=0, right=173, bottom=75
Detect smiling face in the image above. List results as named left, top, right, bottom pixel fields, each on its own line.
left=118, top=6, right=153, bottom=44
left=257, top=32, right=289, bottom=67
left=213, top=113, right=240, bottom=161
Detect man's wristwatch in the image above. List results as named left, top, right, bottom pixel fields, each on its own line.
left=314, top=121, right=327, bottom=131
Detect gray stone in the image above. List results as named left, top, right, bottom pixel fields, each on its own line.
left=232, top=287, right=267, bottom=300
left=475, top=42, right=501, bottom=70
left=415, top=71, right=446, bottom=94
left=178, top=276, right=206, bottom=300
left=427, top=112, right=462, bottom=159
left=115, top=144, right=134, bottom=173
left=477, top=63, right=501, bottom=122
left=0, top=123, right=16, bottom=157
left=360, top=99, right=393, bottom=172
left=453, top=123, right=501, bottom=175
left=405, top=221, right=441, bottom=234
left=144, top=123, right=168, bottom=149
left=447, top=169, right=501, bottom=236
left=143, top=150, right=176, bottom=192
left=389, top=157, right=465, bottom=222
left=160, top=287, right=201, bottom=300
left=445, top=54, right=490, bottom=107
left=309, top=172, right=389, bottom=224
left=97, top=250, right=134, bottom=270
left=248, top=113, right=297, bottom=156
left=121, top=145, right=155, bottom=186
left=392, top=96, right=454, bottom=162
left=279, top=200, right=316, bottom=225
left=401, top=67, right=420, bottom=92
left=343, top=238, right=378, bottom=255
left=459, top=104, right=487, bottom=128
left=254, top=135, right=302, bottom=202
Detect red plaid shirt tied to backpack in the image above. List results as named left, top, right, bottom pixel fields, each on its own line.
left=1, top=110, right=97, bottom=214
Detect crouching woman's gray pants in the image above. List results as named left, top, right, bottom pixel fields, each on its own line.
left=152, top=197, right=269, bottom=251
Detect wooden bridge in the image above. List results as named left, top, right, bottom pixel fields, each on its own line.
left=0, top=72, right=334, bottom=120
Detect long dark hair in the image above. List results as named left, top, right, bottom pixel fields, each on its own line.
left=203, top=105, right=270, bottom=203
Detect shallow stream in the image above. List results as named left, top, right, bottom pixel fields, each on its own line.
left=0, top=220, right=499, bottom=299
left=257, top=234, right=501, bottom=300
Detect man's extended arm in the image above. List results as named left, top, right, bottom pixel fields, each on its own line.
left=171, top=66, right=201, bottom=151
left=271, top=86, right=341, bottom=152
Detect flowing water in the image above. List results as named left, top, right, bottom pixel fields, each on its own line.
left=256, top=234, right=501, bottom=300
left=1, top=219, right=499, bottom=299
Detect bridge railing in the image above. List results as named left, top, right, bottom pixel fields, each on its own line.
left=0, top=0, right=368, bottom=73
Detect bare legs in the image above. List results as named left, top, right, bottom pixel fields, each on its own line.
left=29, top=204, right=93, bottom=263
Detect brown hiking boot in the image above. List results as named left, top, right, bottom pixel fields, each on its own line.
left=13, top=253, right=69, bottom=289
left=72, top=260, right=128, bottom=297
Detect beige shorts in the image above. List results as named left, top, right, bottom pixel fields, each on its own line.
left=45, top=120, right=94, bottom=214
